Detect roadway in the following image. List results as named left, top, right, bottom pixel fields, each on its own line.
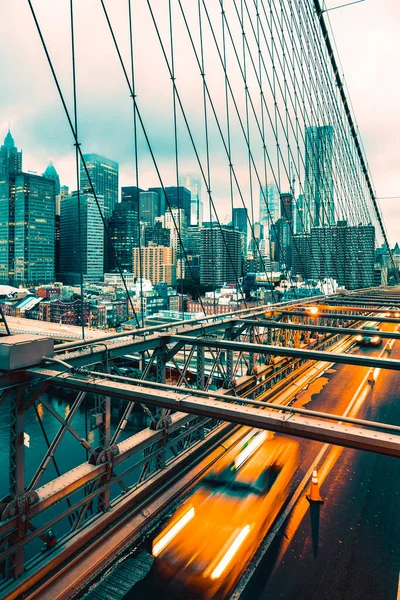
left=240, top=320, right=400, bottom=600
left=2, top=315, right=112, bottom=340
left=121, top=322, right=399, bottom=600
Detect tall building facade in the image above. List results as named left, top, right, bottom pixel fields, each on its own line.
left=108, top=198, right=139, bottom=273
left=0, top=173, right=55, bottom=284
left=294, top=194, right=305, bottom=234
left=43, top=161, right=61, bottom=274
left=292, top=234, right=311, bottom=278
left=80, top=153, right=118, bottom=219
left=144, top=221, right=171, bottom=247
left=233, top=207, right=248, bottom=234
left=271, top=218, right=292, bottom=269
left=133, top=244, right=175, bottom=285
left=60, top=192, right=104, bottom=283
left=156, top=208, right=188, bottom=254
left=200, top=226, right=242, bottom=286
left=121, top=186, right=142, bottom=207
left=0, top=129, right=22, bottom=176
left=179, top=175, right=203, bottom=226
left=280, top=193, right=293, bottom=225
left=43, top=161, right=60, bottom=198
left=260, top=183, right=280, bottom=234
left=292, top=221, right=375, bottom=289
left=139, top=191, right=159, bottom=226
left=149, top=186, right=191, bottom=224
left=304, top=125, right=334, bottom=230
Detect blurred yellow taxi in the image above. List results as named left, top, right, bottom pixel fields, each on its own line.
left=152, top=430, right=299, bottom=599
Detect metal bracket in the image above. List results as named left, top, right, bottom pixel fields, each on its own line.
left=150, top=410, right=172, bottom=443
left=89, top=445, right=119, bottom=479
left=281, top=411, right=295, bottom=425
left=1, top=491, right=38, bottom=536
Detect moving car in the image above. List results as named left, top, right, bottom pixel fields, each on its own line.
left=152, top=430, right=299, bottom=599
left=355, top=326, right=382, bottom=347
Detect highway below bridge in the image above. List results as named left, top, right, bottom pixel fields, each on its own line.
left=0, top=290, right=399, bottom=600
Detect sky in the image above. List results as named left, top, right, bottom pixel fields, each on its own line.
left=0, top=0, right=399, bottom=244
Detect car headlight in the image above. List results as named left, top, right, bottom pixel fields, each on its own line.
left=356, top=335, right=362, bottom=341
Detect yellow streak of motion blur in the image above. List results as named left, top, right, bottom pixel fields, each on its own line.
left=210, top=525, right=251, bottom=580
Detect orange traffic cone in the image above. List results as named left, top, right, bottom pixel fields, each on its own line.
left=385, top=341, right=391, bottom=354
left=368, top=368, right=375, bottom=385
left=306, top=468, right=324, bottom=503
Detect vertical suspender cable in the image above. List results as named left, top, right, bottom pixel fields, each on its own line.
left=70, top=0, right=85, bottom=340
left=128, top=0, right=144, bottom=327
left=168, top=0, right=184, bottom=322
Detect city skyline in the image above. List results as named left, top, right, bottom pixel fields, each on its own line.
left=0, top=125, right=394, bottom=292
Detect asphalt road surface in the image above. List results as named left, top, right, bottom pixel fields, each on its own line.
left=247, top=323, right=400, bottom=600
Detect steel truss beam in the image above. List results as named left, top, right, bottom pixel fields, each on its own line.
left=327, top=299, right=400, bottom=308
left=27, top=391, right=87, bottom=490
left=276, top=311, right=400, bottom=324
left=0, top=411, right=209, bottom=539
left=49, top=289, right=385, bottom=356
left=169, top=336, right=400, bottom=371
left=241, top=319, right=400, bottom=341
left=297, top=304, right=399, bottom=314
left=27, top=369, right=400, bottom=458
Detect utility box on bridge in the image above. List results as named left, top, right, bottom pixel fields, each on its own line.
left=0, top=334, right=54, bottom=370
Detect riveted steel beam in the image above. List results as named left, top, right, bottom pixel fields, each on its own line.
left=23, top=369, right=400, bottom=458
left=169, top=336, right=400, bottom=371
left=241, top=319, right=400, bottom=340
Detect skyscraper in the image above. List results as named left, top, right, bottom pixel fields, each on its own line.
left=144, top=221, right=171, bottom=247
left=0, top=173, right=55, bottom=284
left=121, top=186, right=143, bottom=207
left=294, top=194, right=305, bottom=234
left=200, top=225, right=242, bottom=286
left=108, top=199, right=139, bottom=273
left=0, top=129, right=22, bottom=176
left=149, top=186, right=191, bottom=224
left=232, top=207, right=248, bottom=234
left=156, top=208, right=188, bottom=254
left=43, top=162, right=61, bottom=274
left=178, top=175, right=203, bottom=226
left=133, top=244, right=175, bottom=285
left=260, top=184, right=280, bottom=234
left=271, top=218, right=292, bottom=269
left=304, top=125, right=334, bottom=230
left=43, top=161, right=60, bottom=196
left=139, top=191, right=159, bottom=226
left=60, top=191, right=104, bottom=283
left=306, top=221, right=375, bottom=289
left=292, top=234, right=311, bottom=278
left=80, top=153, right=118, bottom=219
left=280, top=193, right=294, bottom=225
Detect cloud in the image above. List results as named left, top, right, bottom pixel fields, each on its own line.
left=0, top=0, right=398, bottom=244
